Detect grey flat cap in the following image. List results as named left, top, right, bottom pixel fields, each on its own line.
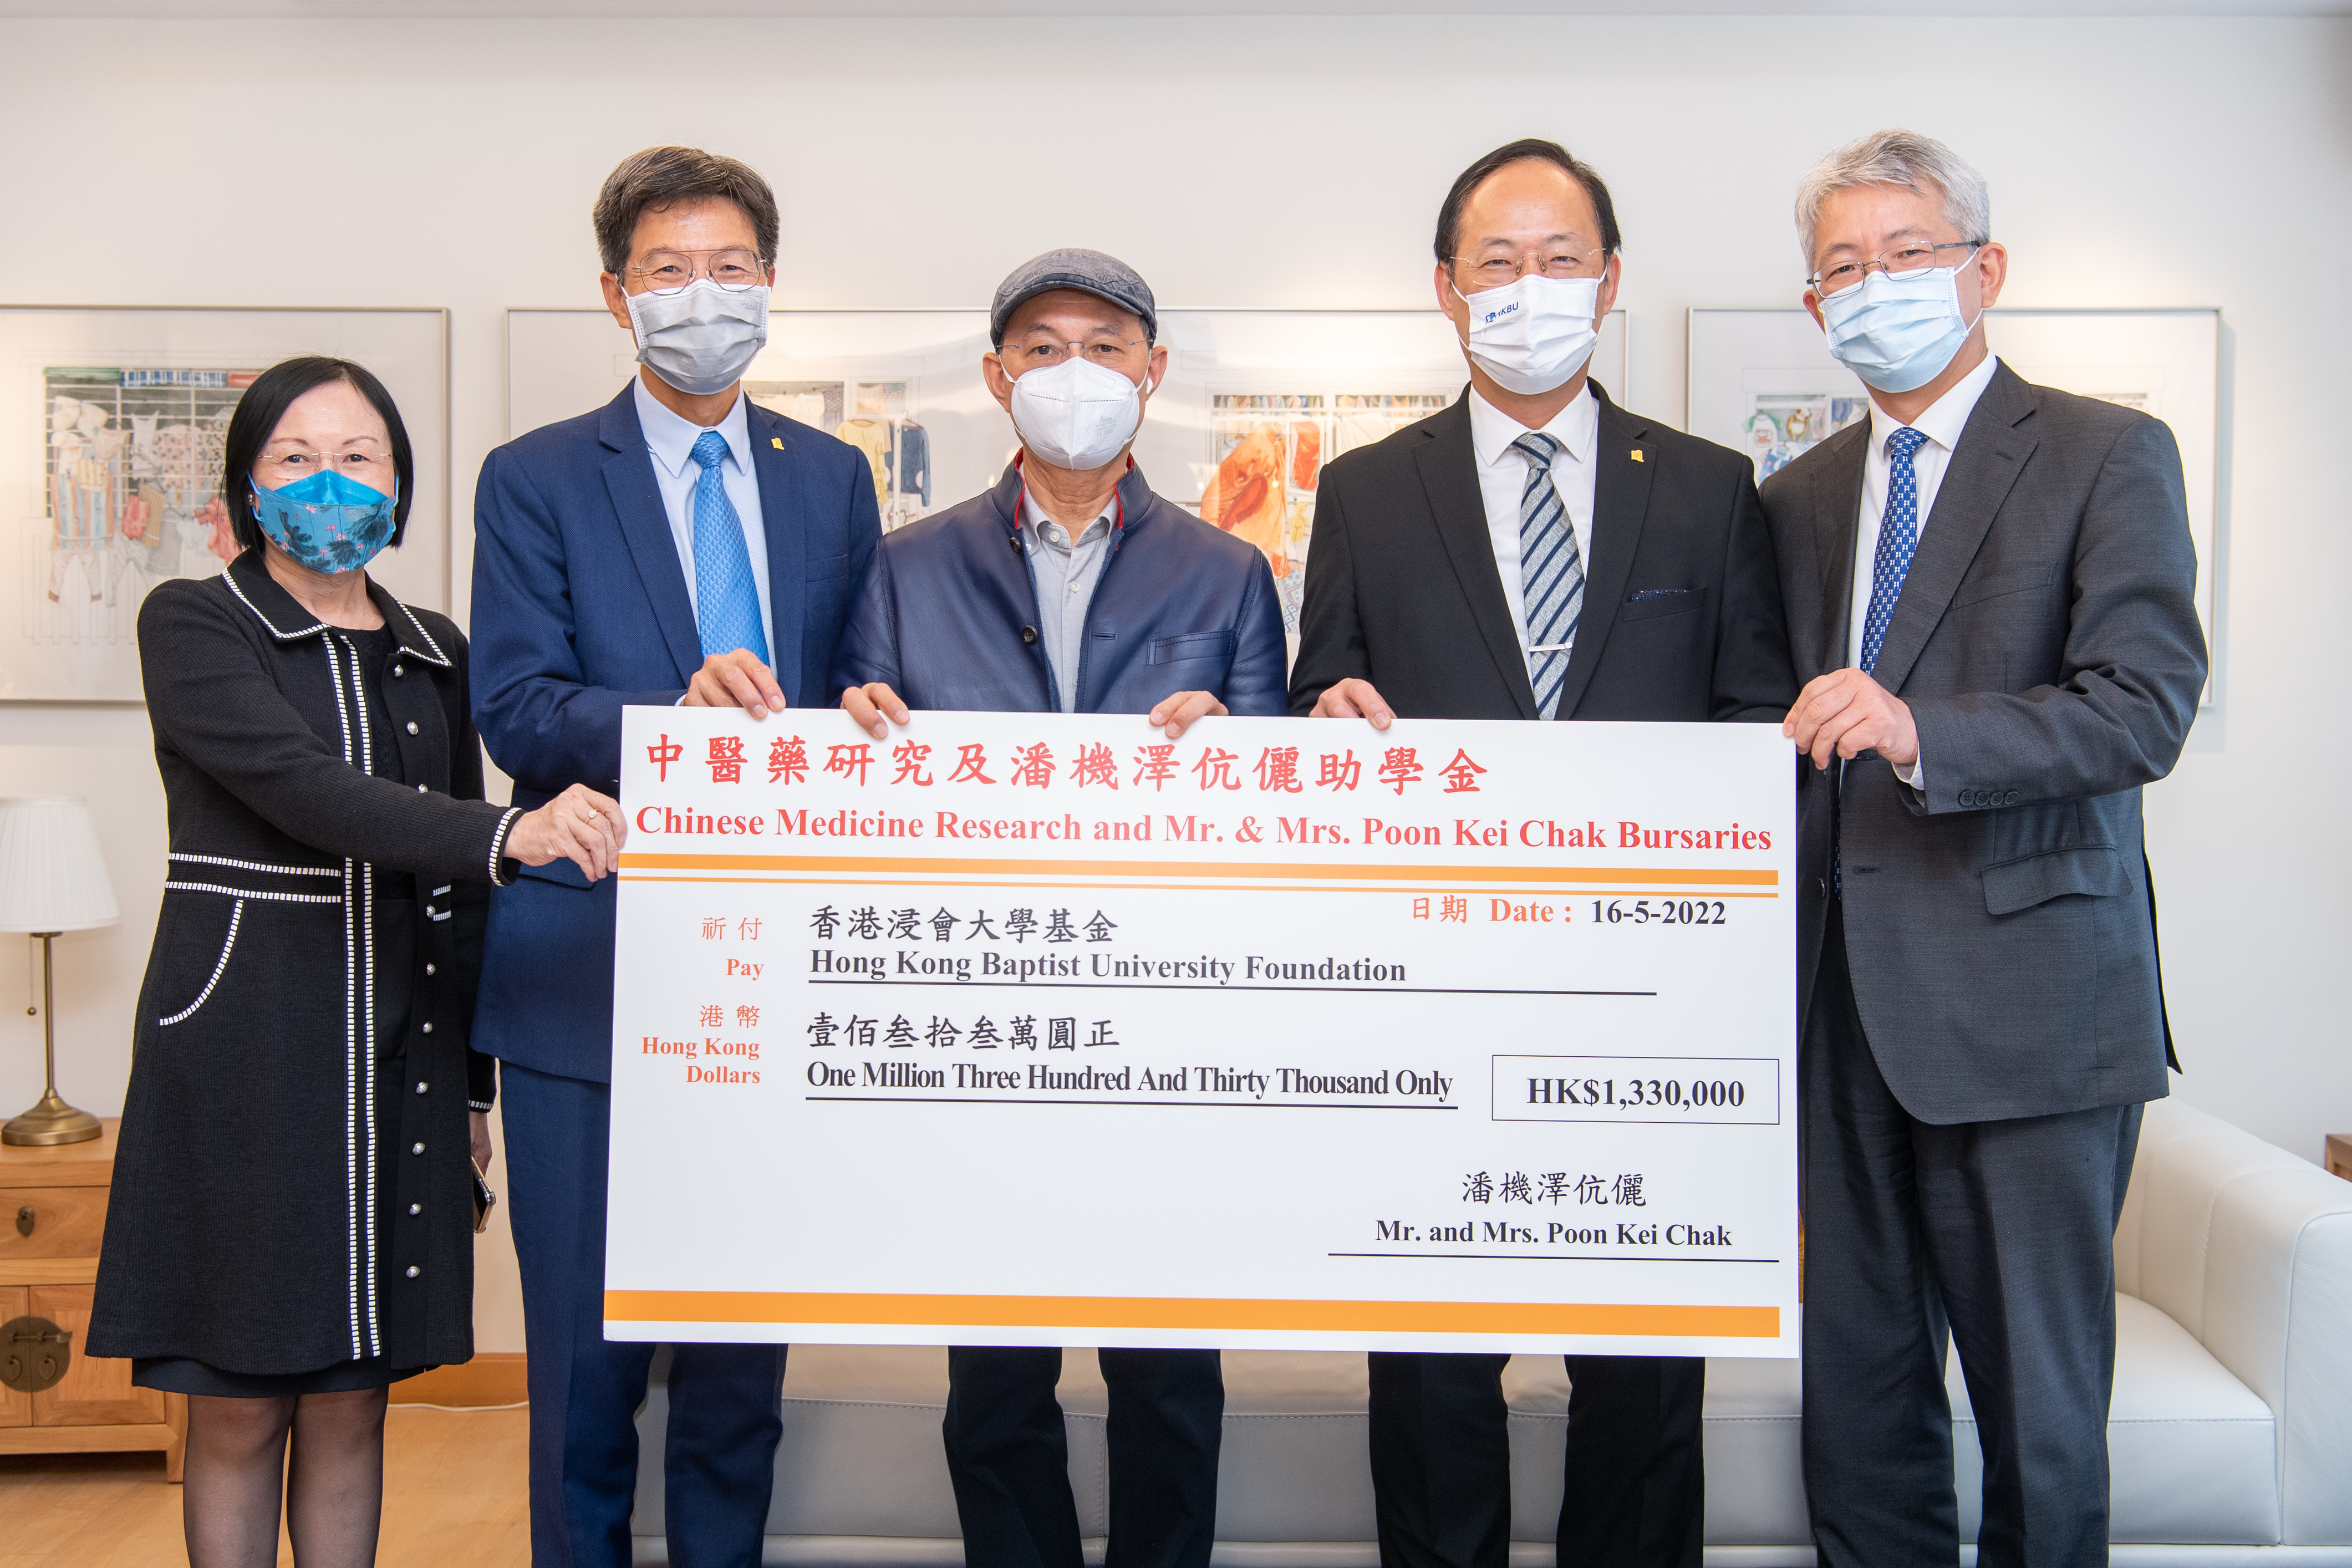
left=990, top=248, right=1157, bottom=347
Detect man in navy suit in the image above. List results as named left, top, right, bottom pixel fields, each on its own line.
left=835, top=248, right=1285, bottom=1568
left=470, top=145, right=879, bottom=1568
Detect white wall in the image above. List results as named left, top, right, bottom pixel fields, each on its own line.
left=2, top=13, right=2345, bottom=1350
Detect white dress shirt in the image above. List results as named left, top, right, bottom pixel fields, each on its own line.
left=633, top=376, right=775, bottom=665
left=1466, top=384, right=1599, bottom=673
left=1846, top=350, right=2000, bottom=789
left=1021, top=489, right=1116, bottom=713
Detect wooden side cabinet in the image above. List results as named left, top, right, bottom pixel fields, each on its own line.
left=0, top=1120, right=185, bottom=1480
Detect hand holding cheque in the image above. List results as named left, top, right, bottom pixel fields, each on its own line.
left=1782, top=668, right=1918, bottom=772
left=847, top=681, right=1231, bottom=741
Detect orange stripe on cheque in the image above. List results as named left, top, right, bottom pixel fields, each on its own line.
left=603, top=1291, right=1778, bottom=1339
left=619, top=853, right=1776, bottom=888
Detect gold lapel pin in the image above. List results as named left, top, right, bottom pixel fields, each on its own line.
left=771, top=437, right=785, bottom=450
left=1631, top=449, right=1644, bottom=462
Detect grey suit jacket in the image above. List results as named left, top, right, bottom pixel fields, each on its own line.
left=1760, top=360, right=2206, bottom=1124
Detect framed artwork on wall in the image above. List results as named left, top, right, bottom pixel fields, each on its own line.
left=1687, top=307, right=2218, bottom=704
left=0, top=306, right=450, bottom=702
left=508, top=307, right=1627, bottom=639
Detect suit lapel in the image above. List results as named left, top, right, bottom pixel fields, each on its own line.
left=747, top=400, right=808, bottom=704
left=1555, top=386, right=1650, bottom=719
left=1871, top=362, right=2039, bottom=697
left=1804, top=422, right=1869, bottom=682
left=597, top=386, right=704, bottom=685
left=1413, top=397, right=1537, bottom=720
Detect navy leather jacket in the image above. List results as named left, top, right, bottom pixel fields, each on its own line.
left=832, top=461, right=1287, bottom=717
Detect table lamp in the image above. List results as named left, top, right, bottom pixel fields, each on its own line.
left=0, top=797, right=119, bottom=1146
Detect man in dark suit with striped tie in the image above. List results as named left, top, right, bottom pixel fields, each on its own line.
left=1290, top=139, right=1796, bottom=1568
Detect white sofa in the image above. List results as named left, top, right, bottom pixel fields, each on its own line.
left=631, top=1099, right=2352, bottom=1565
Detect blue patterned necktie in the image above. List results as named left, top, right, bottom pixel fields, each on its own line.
left=1513, top=431, right=1584, bottom=720
left=1859, top=426, right=1929, bottom=675
left=689, top=429, right=768, bottom=664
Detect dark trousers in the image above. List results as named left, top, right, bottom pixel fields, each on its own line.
left=501, top=1061, right=787, bottom=1568
left=1365, top=1351, right=1704, bottom=1568
left=943, top=1345, right=1224, bottom=1568
left=1802, top=908, right=2141, bottom=1568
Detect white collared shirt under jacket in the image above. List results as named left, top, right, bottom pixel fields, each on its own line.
left=632, top=376, right=776, bottom=665
left=1846, top=351, right=2000, bottom=791
left=1465, top=383, right=1599, bottom=674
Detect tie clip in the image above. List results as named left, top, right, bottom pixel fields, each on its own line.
left=1528, top=642, right=1574, bottom=654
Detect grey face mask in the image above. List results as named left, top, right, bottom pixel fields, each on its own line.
left=625, top=278, right=770, bottom=397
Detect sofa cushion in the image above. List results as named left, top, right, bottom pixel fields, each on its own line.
left=2086, top=1295, right=2274, bottom=1545
left=632, top=1292, right=2277, bottom=1553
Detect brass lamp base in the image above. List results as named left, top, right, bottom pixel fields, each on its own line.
left=3, top=1087, right=100, bottom=1146
left=7, top=933, right=102, bottom=1144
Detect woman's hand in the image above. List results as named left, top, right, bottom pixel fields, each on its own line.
left=470, top=1111, right=493, bottom=1176
left=506, top=783, right=628, bottom=882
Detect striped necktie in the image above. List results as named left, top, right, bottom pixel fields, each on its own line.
left=689, top=429, right=769, bottom=664
left=1513, top=431, right=1584, bottom=720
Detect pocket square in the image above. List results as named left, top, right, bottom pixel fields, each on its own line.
left=1627, top=587, right=1691, bottom=603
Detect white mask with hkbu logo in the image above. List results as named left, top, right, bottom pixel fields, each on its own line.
left=1454, top=273, right=1603, bottom=396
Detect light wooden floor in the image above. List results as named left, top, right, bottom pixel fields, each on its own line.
left=0, top=1407, right=530, bottom=1568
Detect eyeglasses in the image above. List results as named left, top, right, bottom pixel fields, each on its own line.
left=256, top=447, right=394, bottom=483
left=1449, top=248, right=1608, bottom=291
left=624, top=247, right=770, bottom=295
left=1808, top=241, right=1985, bottom=296
left=996, top=337, right=1150, bottom=371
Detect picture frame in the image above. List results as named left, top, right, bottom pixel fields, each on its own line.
left=507, top=307, right=1627, bottom=638
left=1, top=305, right=451, bottom=702
left=1687, top=307, right=2218, bottom=703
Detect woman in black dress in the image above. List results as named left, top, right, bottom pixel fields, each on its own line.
left=89, top=357, right=627, bottom=1568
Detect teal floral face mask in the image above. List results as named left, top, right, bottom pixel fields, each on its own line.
left=249, top=467, right=398, bottom=574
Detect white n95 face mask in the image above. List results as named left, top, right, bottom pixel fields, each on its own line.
left=627, top=278, right=770, bottom=398
left=1007, top=354, right=1149, bottom=472
left=1455, top=273, right=1603, bottom=396
left=1819, top=254, right=1982, bottom=394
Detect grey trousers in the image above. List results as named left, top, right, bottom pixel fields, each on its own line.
left=1801, top=908, right=2143, bottom=1568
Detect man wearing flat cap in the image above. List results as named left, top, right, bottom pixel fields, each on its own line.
left=833, top=249, right=1286, bottom=1568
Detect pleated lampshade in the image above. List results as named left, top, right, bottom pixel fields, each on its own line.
left=0, top=797, right=119, bottom=934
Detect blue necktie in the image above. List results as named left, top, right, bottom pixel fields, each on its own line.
left=689, top=430, right=768, bottom=665
left=1859, top=426, right=1928, bottom=675
left=1513, top=431, right=1584, bottom=720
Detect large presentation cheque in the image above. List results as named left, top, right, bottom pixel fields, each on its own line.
left=605, top=709, right=1797, bottom=1357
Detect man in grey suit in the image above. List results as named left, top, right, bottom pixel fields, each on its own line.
left=1760, top=129, right=2206, bottom=1568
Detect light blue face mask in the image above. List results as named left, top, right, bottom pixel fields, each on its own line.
left=1818, top=251, right=1983, bottom=394
left=249, top=466, right=399, bottom=575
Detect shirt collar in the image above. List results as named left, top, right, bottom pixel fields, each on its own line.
left=1022, top=488, right=1116, bottom=550
left=1468, top=381, right=1598, bottom=471
left=633, top=374, right=753, bottom=481
left=1866, top=350, right=2000, bottom=459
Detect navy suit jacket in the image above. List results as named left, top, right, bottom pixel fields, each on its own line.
left=832, top=461, right=1287, bottom=717
left=470, top=384, right=879, bottom=1081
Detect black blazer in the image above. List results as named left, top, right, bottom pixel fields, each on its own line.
left=91, top=552, right=518, bottom=1375
left=833, top=460, right=1287, bottom=716
left=1760, top=362, right=2204, bottom=1121
left=1290, top=384, right=1795, bottom=725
